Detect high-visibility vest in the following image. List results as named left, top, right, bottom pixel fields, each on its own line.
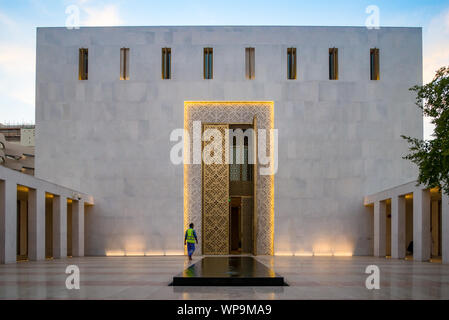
left=186, top=229, right=196, bottom=243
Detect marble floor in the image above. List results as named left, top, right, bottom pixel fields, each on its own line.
left=0, top=255, right=448, bottom=299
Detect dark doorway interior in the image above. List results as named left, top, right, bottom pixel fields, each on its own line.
left=67, top=201, right=72, bottom=257
left=45, top=195, right=53, bottom=259
left=230, top=199, right=241, bottom=254
left=16, top=196, right=28, bottom=261
left=228, top=124, right=254, bottom=255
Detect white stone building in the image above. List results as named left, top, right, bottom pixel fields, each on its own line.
left=2, top=25, right=446, bottom=264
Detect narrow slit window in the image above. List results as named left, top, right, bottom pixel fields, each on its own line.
left=329, top=48, right=338, bottom=80
left=162, top=48, right=171, bottom=79
left=245, top=47, right=255, bottom=79
left=203, top=48, right=213, bottom=79
left=120, top=48, right=130, bottom=80
left=370, top=48, right=380, bottom=80
left=78, top=48, right=88, bottom=80
left=287, top=47, right=297, bottom=80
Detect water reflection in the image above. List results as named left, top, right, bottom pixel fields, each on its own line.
left=182, top=257, right=278, bottom=278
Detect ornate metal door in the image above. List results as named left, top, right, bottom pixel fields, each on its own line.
left=202, top=124, right=230, bottom=254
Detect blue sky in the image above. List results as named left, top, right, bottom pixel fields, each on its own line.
left=0, top=0, right=448, bottom=138
left=1, top=0, right=447, bottom=27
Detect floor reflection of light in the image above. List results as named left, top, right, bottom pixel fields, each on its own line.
left=126, top=252, right=145, bottom=256
left=145, top=251, right=165, bottom=256
left=165, top=251, right=184, bottom=256
left=182, top=292, right=190, bottom=299
left=277, top=251, right=353, bottom=257
left=332, top=252, right=353, bottom=257
left=106, top=251, right=125, bottom=256
left=294, top=252, right=313, bottom=257
left=274, top=252, right=294, bottom=256
left=313, top=252, right=333, bottom=257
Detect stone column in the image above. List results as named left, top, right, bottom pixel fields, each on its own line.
left=374, top=200, right=386, bottom=257
left=442, top=192, right=449, bottom=264
left=0, top=180, right=17, bottom=264
left=52, top=195, right=67, bottom=258
left=28, top=188, right=46, bottom=261
left=413, top=188, right=431, bottom=262
left=391, top=195, right=406, bottom=259
left=72, top=200, right=84, bottom=257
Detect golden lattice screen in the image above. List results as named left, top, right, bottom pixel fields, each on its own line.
left=202, top=124, right=229, bottom=254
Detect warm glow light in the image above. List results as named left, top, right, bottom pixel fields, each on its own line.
left=165, top=250, right=184, bottom=256
left=184, top=101, right=274, bottom=105
left=277, top=251, right=353, bottom=257
left=45, top=193, right=54, bottom=199
left=294, top=252, right=313, bottom=257
left=312, top=241, right=354, bottom=257
left=106, top=251, right=125, bottom=256
left=145, top=251, right=165, bottom=256
left=313, top=253, right=333, bottom=257
left=430, top=187, right=440, bottom=193
left=67, top=199, right=73, bottom=204
left=332, top=252, right=353, bottom=257
left=275, top=252, right=294, bottom=256
left=17, top=185, right=29, bottom=192
left=144, top=251, right=184, bottom=256
left=405, top=194, right=413, bottom=199
left=125, top=252, right=145, bottom=257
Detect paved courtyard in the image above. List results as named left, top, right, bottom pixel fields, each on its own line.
left=0, top=256, right=448, bottom=299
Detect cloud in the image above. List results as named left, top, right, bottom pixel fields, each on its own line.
left=65, top=1, right=124, bottom=27
left=0, top=11, right=35, bottom=123
left=0, top=44, right=35, bottom=75
left=0, top=2, right=125, bottom=123
left=423, top=8, right=449, bottom=83
left=0, top=43, right=35, bottom=105
left=81, top=3, right=124, bottom=27
left=0, top=47, right=35, bottom=118
left=422, top=7, right=449, bottom=140
left=0, top=11, right=17, bottom=28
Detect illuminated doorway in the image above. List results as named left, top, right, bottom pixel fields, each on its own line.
left=202, top=121, right=257, bottom=255
left=184, top=101, right=274, bottom=256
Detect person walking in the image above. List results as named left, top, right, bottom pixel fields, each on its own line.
left=184, top=223, right=198, bottom=261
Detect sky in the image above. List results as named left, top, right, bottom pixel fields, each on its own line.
left=0, top=0, right=448, bottom=139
